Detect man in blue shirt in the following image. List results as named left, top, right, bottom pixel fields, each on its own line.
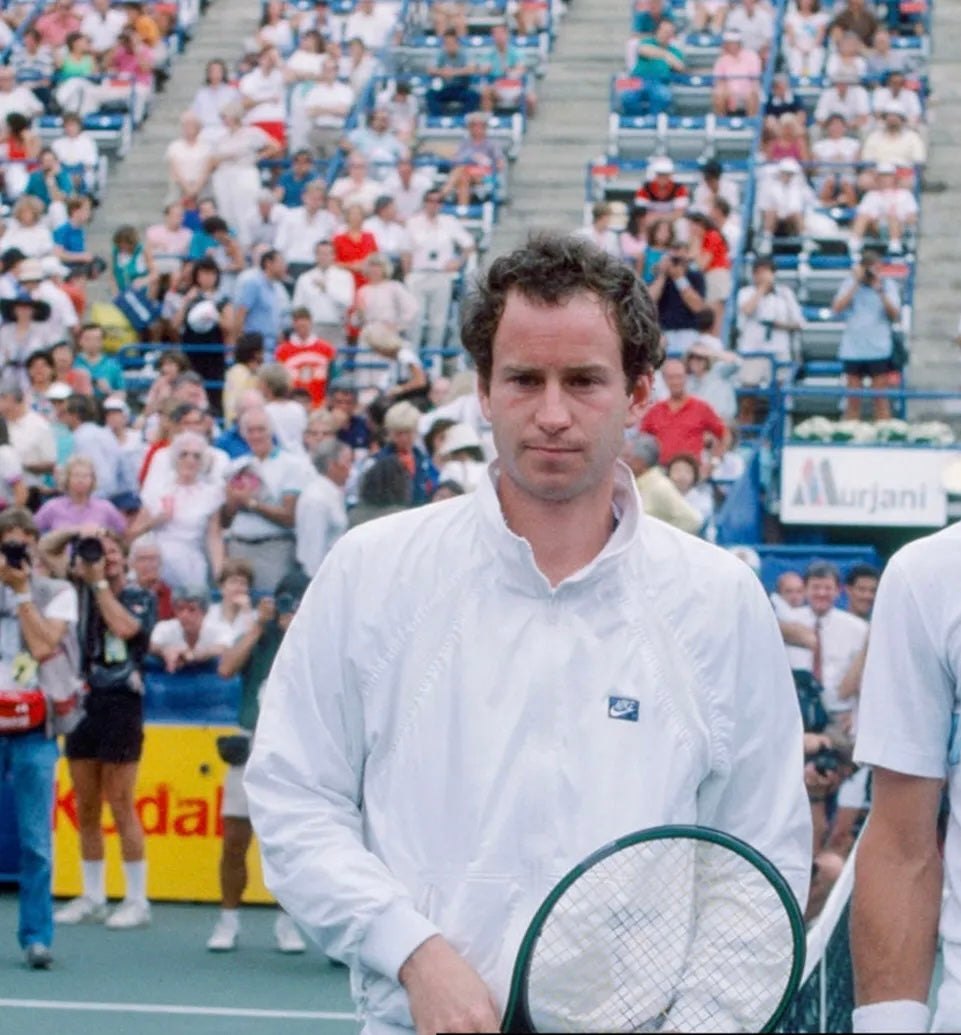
left=233, top=249, right=287, bottom=354
left=273, top=149, right=317, bottom=207
left=425, top=28, right=485, bottom=116
left=52, top=196, right=93, bottom=269
left=831, top=248, right=901, bottom=421
left=73, top=324, right=124, bottom=397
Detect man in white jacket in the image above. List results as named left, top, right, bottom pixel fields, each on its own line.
left=246, top=233, right=812, bottom=1035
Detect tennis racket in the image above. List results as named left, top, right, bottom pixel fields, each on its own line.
left=500, top=825, right=805, bottom=1033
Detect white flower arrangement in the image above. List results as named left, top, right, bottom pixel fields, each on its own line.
left=791, top=417, right=956, bottom=446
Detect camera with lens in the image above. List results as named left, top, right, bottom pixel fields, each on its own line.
left=71, top=535, right=105, bottom=565
left=862, top=267, right=877, bottom=286
left=806, top=746, right=840, bottom=776
left=0, top=541, right=29, bottom=569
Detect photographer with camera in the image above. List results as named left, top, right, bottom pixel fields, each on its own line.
left=646, top=239, right=708, bottom=356
left=831, top=247, right=901, bottom=421
left=735, top=256, right=803, bottom=424
left=0, top=507, right=80, bottom=968
left=206, top=569, right=309, bottom=954
left=39, top=525, right=157, bottom=931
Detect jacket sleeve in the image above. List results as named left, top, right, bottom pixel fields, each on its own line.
left=244, top=545, right=440, bottom=978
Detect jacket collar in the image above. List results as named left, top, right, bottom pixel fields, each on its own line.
left=474, top=460, right=641, bottom=598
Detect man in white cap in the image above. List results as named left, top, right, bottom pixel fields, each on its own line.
left=17, top=258, right=78, bottom=348
left=634, top=156, right=690, bottom=224
left=861, top=101, right=927, bottom=168
left=850, top=163, right=918, bottom=257
left=757, top=157, right=815, bottom=253
left=712, top=30, right=762, bottom=116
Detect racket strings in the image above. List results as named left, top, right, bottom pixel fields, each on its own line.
left=525, top=838, right=796, bottom=1033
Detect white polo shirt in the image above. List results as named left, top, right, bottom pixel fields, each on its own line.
left=406, top=212, right=474, bottom=272
left=854, top=522, right=961, bottom=1029
left=856, top=187, right=919, bottom=223
left=227, top=449, right=304, bottom=541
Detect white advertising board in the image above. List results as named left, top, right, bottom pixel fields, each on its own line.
left=780, top=444, right=951, bottom=527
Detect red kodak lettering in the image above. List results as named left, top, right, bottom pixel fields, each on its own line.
left=137, top=784, right=170, bottom=835
left=172, top=798, right=208, bottom=837
left=53, top=780, right=78, bottom=832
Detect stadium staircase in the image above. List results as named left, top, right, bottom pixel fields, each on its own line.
left=85, top=0, right=263, bottom=269
left=488, top=0, right=626, bottom=255
left=906, top=0, right=961, bottom=403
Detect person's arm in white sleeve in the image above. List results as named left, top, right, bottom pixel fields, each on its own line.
left=850, top=555, right=947, bottom=1033
left=665, top=573, right=812, bottom=1031
left=244, top=547, right=441, bottom=975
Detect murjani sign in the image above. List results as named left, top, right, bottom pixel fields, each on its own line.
left=780, top=444, right=950, bottom=527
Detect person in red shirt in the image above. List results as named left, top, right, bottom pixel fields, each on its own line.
left=275, top=307, right=337, bottom=409
left=687, top=211, right=732, bottom=333
left=634, top=156, right=689, bottom=226
left=333, top=203, right=379, bottom=291
left=641, top=357, right=729, bottom=465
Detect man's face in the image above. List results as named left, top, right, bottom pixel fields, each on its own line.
left=293, top=314, right=312, bottom=339
left=885, top=113, right=903, bottom=132
left=316, top=242, right=334, bottom=268
left=221, top=574, right=251, bottom=605
left=329, top=390, right=355, bottom=415
left=778, top=572, right=805, bottom=607
left=655, top=21, right=674, bottom=45
left=175, top=600, right=206, bottom=638
left=389, top=428, right=415, bottom=453
left=479, top=291, right=649, bottom=506
left=304, top=184, right=324, bottom=210
left=329, top=447, right=353, bottom=486
left=102, top=536, right=125, bottom=581
left=443, top=34, right=459, bottom=55
left=846, top=576, right=878, bottom=619
left=371, top=110, right=388, bottom=133
left=177, top=409, right=205, bottom=434
left=79, top=329, right=103, bottom=356
left=662, top=359, right=687, bottom=399
left=242, top=414, right=273, bottom=457
left=806, top=575, right=839, bottom=617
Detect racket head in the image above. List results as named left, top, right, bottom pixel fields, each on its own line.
left=501, top=825, right=806, bottom=1034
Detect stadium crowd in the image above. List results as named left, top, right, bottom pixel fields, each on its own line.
left=0, top=0, right=935, bottom=980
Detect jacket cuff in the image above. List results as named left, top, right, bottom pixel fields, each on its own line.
left=852, top=1000, right=930, bottom=1033
left=360, top=900, right=441, bottom=981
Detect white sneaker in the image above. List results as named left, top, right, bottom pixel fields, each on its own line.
left=105, top=898, right=151, bottom=929
left=206, top=916, right=239, bottom=952
left=54, top=896, right=108, bottom=925
left=274, top=912, right=306, bottom=954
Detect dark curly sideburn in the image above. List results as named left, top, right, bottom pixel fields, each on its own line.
left=461, top=232, right=664, bottom=391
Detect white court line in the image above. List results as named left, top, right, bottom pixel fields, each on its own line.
left=0, top=999, right=358, bottom=1021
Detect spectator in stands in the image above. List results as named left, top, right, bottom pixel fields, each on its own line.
left=647, top=240, right=708, bottom=354
left=813, top=75, right=871, bottom=135
left=295, top=438, right=350, bottom=577
left=831, top=248, right=900, bottom=420
left=272, top=149, right=316, bottom=208
left=514, top=0, right=548, bottom=36
left=109, top=224, right=149, bottom=295
left=735, top=256, right=801, bottom=422
left=275, top=179, right=338, bottom=278
left=444, top=112, right=506, bottom=207
left=176, top=257, right=233, bottom=414
left=258, top=363, right=307, bottom=454
left=342, top=37, right=380, bottom=96
left=304, top=57, right=355, bottom=160
left=239, top=46, right=287, bottom=149
left=345, top=0, right=396, bottom=51
left=60, top=394, right=121, bottom=498
left=406, top=188, right=475, bottom=349
left=844, top=563, right=880, bottom=621
left=190, top=59, right=240, bottom=144
left=104, top=26, right=155, bottom=123
left=634, top=156, right=690, bottom=225
left=620, top=431, right=702, bottom=534
left=0, top=380, right=55, bottom=507
left=364, top=196, right=412, bottom=276
left=725, top=0, right=774, bottom=58
left=103, top=395, right=143, bottom=505
left=207, top=570, right=309, bottom=955
left=0, top=294, right=51, bottom=378
left=761, top=112, right=809, bottom=165
left=860, top=101, right=926, bottom=168
left=221, top=408, right=302, bottom=593
left=685, top=338, right=739, bottom=423
left=149, top=584, right=231, bottom=673
left=377, top=80, right=419, bottom=146
left=130, top=430, right=225, bottom=588
left=425, top=28, right=485, bottom=117
left=329, top=155, right=382, bottom=219
left=639, top=217, right=673, bottom=283
left=233, top=249, right=287, bottom=353
left=382, top=156, right=433, bottom=222
left=51, top=341, right=90, bottom=398
left=348, top=452, right=413, bottom=527
left=82, top=0, right=127, bottom=58
left=10, top=29, right=55, bottom=112
left=692, top=158, right=740, bottom=214
left=291, top=239, right=355, bottom=347
left=257, top=0, right=294, bottom=58
left=333, top=203, right=379, bottom=291
left=764, top=72, right=807, bottom=128
left=355, top=253, right=419, bottom=345
left=329, top=381, right=370, bottom=452
left=1, top=196, right=54, bottom=261
left=0, top=506, right=77, bottom=970
left=0, top=64, right=43, bottom=126
left=827, top=0, right=878, bottom=48
left=825, top=30, right=868, bottom=82
left=618, top=205, right=647, bottom=269
left=346, top=108, right=408, bottom=165
left=35, top=0, right=81, bottom=49
left=34, top=455, right=125, bottom=535
left=850, top=163, right=918, bottom=256
left=666, top=453, right=713, bottom=530
left=431, top=1, right=469, bottom=37
left=206, top=558, right=256, bottom=642
left=640, top=357, right=728, bottom=465
left=757, top=157, right=814, bottom=253
left=434, top=423, right=486, bottom=493
left=623, top=19, right=684, bottom=117
left=144, top=202, right=191, bottom=280
left=222, top=334, right=264, bottom=429
left=74, top=323, right=123, bottom=397
left=483, top=22, right=534, bottom=115
left=45, top=525, right=155, bottom=933
left=276, top=308, right=336, bottom=409
left=865, top=26, right=909, bottom=78
left=691, top=0, right=730, bottom=33
left=812, top=112, right=860, bottom=207
left=357, top=321, right=428, bottom=406
left=711, top=196, right=742, bottom=251
left=575, top=202, right=621, bottom=258
left=783, top=0, right=828, bottom=78
left=25, top=351, right=56, bottom=417
left=872, top=70, right=923, bottom=130
left=128, top=536, right=172, bottom=619
left=165, top=111, right=211, bottom=211
left=380, top=400, right=436, bottom=505
left=208, top=101, right=282, bottom=249
left=686, top=211, right=731, bottom=332
left=712, top=30, right=762, bottom=117
left=52, top=113, right=99, bottom=200
left=0, top=112, right=39, bottom=198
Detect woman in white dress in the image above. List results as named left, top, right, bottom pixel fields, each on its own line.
left=783, top=0, right=830, bottom=78
left=128, top=431, right=225, bottom=590
left=206, top=101, right=281, bottom=247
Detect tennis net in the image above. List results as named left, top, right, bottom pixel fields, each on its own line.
left=776, top=846, right=856, bottom=1034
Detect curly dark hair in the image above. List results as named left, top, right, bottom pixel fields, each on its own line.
left=460, top=232, right=663, bottom=391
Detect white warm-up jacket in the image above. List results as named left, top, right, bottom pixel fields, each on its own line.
left=245, top=462, right=812, bottom=1034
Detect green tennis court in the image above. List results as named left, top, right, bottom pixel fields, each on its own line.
left=0, top=892, right=357, bottom=1034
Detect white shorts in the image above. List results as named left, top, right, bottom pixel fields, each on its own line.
left=222, top=763, right=249, bottom=819
left=837, top=765, right=870, bottom=811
